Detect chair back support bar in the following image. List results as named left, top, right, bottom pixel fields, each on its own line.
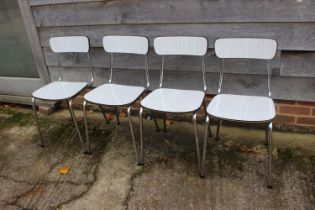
left=103, top=36, right=149, bottom=55
left=49, top=36, right=89, bottom=53
left=154, top=36, right=207, bottom=56
left=215, top=38, right=277, bottom=60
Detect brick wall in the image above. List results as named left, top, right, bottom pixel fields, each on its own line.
left=52, top=89, right=315, bottom=134
left=274, top=100, right=315, bottom=133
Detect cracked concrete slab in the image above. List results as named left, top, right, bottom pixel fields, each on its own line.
left=0, top=106, right=315, bottom=210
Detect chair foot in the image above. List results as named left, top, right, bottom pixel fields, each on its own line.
left=137, top=162, right=145, bottom=166
left=267, top=184, right=273, bottom=189
left=199, top=173, right=205, bottom=179
left=84, top=151, right=92, bottom=155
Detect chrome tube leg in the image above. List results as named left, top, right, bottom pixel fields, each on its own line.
left=139, top=107, right=144, bottom=165
left=215, top=120, right=222, bottom=141
left=127, top=106, right=139, bottom=164
left=115, top=107, right=121, bottom=126
left=203, top=100, right=212, bottom=137
left=265, top=123, right=269, bottom=145
left=193, top=113, right=201, bottom=174
left=163, top=113, right=167, bottom=133
left=32, top=97, right=44, bottom=147
left=200, top=115, right=210, bottom=178
left=267, top=122, right=273, bottom=188
left=151, top=112, right=160, bottom=132
left=99, top=105, right=110, bottom=124
left=83, top=100, right=91, bottom=154
left=66, top=99, right=87, bottom=153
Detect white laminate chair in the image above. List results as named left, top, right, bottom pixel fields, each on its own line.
left=83, top=36, right=149, bottom=161
left=32, top=36, right=93, bottom=153
left=201, top=38, right=277, bottom=188
left=139, top=36, right=208, bottom=173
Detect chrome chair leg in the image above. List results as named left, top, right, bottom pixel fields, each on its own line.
left=115, top=107, right=121, bottom=126
left=215, top=120, right=222, bottom=141
left=203, top=100, right=212, bottom=137
left=83, top=100, right=90, bottom=154
left=127, top=106, right=139, bottom=164
left=99, top=105, right=110, bottom=124
left=163, top=114, right=167, bottom=133
left=32, top=97, right=44, bottom=147
left=267, top=122, right=273, bottom=188
left=193, top=113, right=201, bottom=174
left=139, top=107, right=144, bottom=165
left=200, top=115, right=210, bottom=178
left=151, top=111, right=160, bottom=132
left=66, top=99, right=87, bottom=153
left=265, top=123, right=269, bottom=145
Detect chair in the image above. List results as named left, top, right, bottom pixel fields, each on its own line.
left=139, top=36, right=208, bottom=173
left=32, top=36, right=93, bottom=153
left=83, top=36, right=149, bottom=161
left=201, top=38, right=277, bottom=188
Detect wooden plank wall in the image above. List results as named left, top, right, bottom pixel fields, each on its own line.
left=29, top=0, right=315, bottom=101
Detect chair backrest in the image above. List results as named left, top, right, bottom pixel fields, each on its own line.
left=49, top=36, right=89, bottom=53
left=49, top=36, right=93, bottom=85
left=214, top=38, right=277, bottom=60
left=214, top=38, right=278, bottom=97
left=103, top=36, right=149, bottom=55
left=102, top=36, right=149, bottom=87
left=154, top=36, right=207, bottom=56
left=153, top=36, right=208, bottom=90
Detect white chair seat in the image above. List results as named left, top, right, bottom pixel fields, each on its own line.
left=84, top=83, right=144, bottom=106
left=32, top=81, right=87, bottom=101
left=141, top=88, right=205, bottom=113
left=207, top=94, right=276, bottom=122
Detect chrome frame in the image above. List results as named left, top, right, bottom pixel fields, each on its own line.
left=139, top=53, right=208, bottom=174
left=201, top=54, right=275, bottom=187
left=32, top=51, right=93, bottom=153
left=83, top=52, right=149, bottom=163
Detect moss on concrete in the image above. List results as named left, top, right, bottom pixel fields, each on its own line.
left=0, top=106, right=51, bottom=129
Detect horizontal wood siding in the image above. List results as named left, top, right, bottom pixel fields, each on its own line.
left=30, top=0, right=315, bottom=102
left=32, top=1, right=315, bottom=26
left=38, top=23, right=315, bottom=51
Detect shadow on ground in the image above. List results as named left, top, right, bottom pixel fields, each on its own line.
left=0, top=105, right=314, bottom=210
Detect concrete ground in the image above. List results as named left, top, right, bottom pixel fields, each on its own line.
left=0, top=105, right=314, bottom=210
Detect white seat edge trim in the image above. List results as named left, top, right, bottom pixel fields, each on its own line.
left=154, top=36, right=208, bottom=56
left=103, top=36, right=149, bottom=55
left=215, top=38, right=277, bottom=60
left=84, top=83, right=145, bottom=106
left=206, top=94, right=276, bottom=122
left=141, top=88, right=205, bottom=113
left=32, top=81, right=88, bottom=101
left=49, top=36, right=89, bottom=53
